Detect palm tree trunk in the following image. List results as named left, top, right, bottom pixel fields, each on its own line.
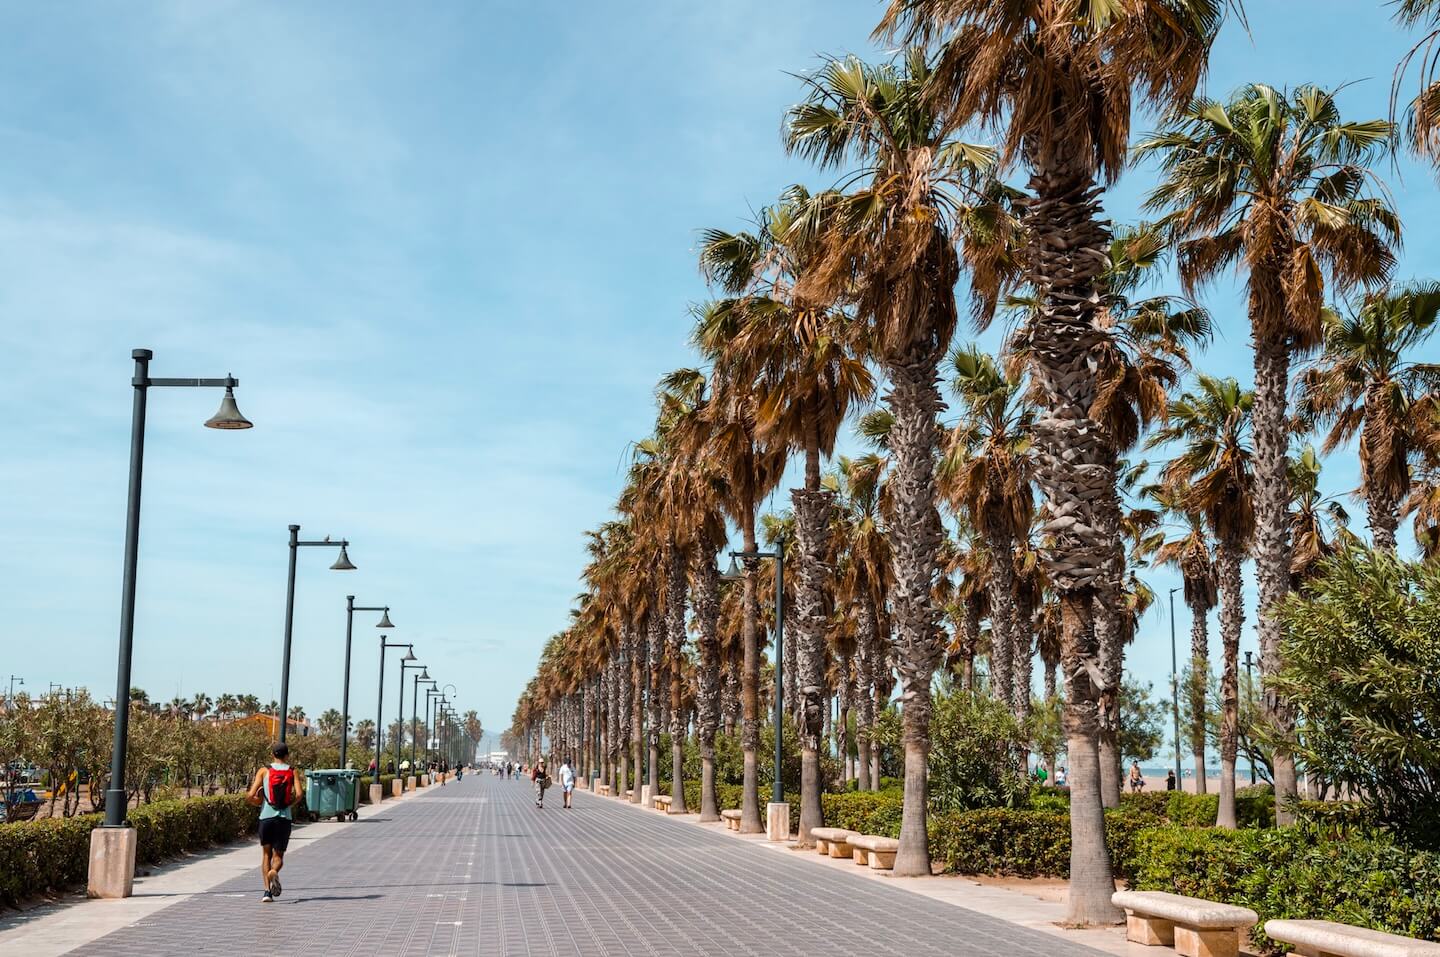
left=884, top=355, right=947, bottom=876
left=647, top=604, right=663, bottom=804
left=1013, top=585, right=1036, bottom=723
left=987, top=543, right=1016, bottom=710
left=1023, top=154, right=1122, bottom=925
left=1252, top=335, right=1299, bottom=823
left=792, top=481, right=834, bottom=846
left=855, top=598, right=876, bottom=792
left=1362, top=393, right=1400, bottom=551
left=1095, top=557, right=1124, bottom=809
left=694, top=544, right=722, bottom=821
left=740, top=507, right=764, bottom=833
left=618, top=634, right=632, bottom=799
left=1186, top=588, right=1210, bottom=795
left=630, top=618, right=645, bottom=804
left=1215, top=541, right=1244, bottom=828
left=667, top=544, right=689, bottom=813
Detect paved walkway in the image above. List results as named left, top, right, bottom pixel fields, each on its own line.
left=17, top=775, right=1119, bottom=956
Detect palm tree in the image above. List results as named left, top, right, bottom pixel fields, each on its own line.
left=1144, top=484, right=1217, bottom=791
left=1288, top=444, right=1353, bottom=585
left=832, top=452, right=893, bottom=792
left=940, top=343, right=1032, bottom=722
left=783, top=50, right=1003, bottom=876
left=1299, top=284, right=1440, bottom=551
left=691, top=314, right=786, bottom=834
left=1138, top=82, right=1400, bottom=821
left=190, top=693, right=212, bottom=720
left=1392, top=1, right=1440, bottom=164
left=1149, top=376, right=1254, bottom=828
left=698, top=188, right=875, bottom=844
left=875, top=0, right=1226, bottom=921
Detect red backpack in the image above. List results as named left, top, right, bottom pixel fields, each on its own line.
left=265, top=766, right=295, bottom=808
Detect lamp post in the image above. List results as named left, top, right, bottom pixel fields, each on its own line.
left=411, top=671, right=433, bottom=769
left=397, top=657, right=424, bottom=777
left=425, top=689, right=443, bottom=765
left=93, top=349, right=251, bottom=900
left=1169, top=587, right=1184, bottom=789
left=7, top=676, right=21, bottom=708
left=375, top=640, right=413, bottom=776
left=1243, top=651, right=1257, bottom=785
left=278, top=526, right=355, bottom=742
left=341, top=598, right=392, bottom=767
left=725, top=537, right=785, bottom=808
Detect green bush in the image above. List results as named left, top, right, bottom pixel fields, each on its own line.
left=821, top=790, right=904, bottom=837
left=1132, top=824, right=1440, bottom=951
left=357, top=774, right=397, bottom=803
left=1119, top=791, right=1169, bottom=815
left=1165, top=789, right=1274, bottom=828
left=929, top=808, right=1070, bottom=876
left=0, top=794, right=258, bottom=906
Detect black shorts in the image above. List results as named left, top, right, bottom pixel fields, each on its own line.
left=258, top=817, right=292, bottom=853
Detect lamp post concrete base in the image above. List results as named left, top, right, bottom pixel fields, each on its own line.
left=406, top=775, right=416, bottom=791
left=369, top=783, right=384, bottom=805
left=391, top=778, right=403, bottom=798
left=419, top=774, right=428, bottom=787
left=87, top=826, right=137, bottom=899
left=641, top=784, right=652, bottom=806
left=766, top=802, right=790, bottom=843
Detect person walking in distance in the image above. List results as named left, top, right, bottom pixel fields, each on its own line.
left=531, top=758, right=549, bottom=809
left=559, top=757, right=576, bottom=809
left=246, top=741, right=304, bottom=904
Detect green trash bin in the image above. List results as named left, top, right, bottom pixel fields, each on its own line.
left=304, top=769, right=360, bottom=822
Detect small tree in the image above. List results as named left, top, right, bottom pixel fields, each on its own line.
left=1273, top=547, right=1440, bottom=846
left=1117, top=678, right=1166, bottom=767
left=928, top=682, right=1031, bottom=811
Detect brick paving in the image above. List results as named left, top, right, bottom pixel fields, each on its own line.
left=72, top=774, right=1107, bottom=956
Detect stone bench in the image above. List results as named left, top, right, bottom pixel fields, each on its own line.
left=654, top=795, right=673, bottom=812
left=1265, top=919, right=1440, bottom=957
left=720, top=809, right=742, bottom=831
left=1112, top=891, right=1258, bottom=957
left=849, top=834, right=899, bottom=870
left=811, top=827, right=858, bottom=859
left=595, top=783, right=611, bottom=797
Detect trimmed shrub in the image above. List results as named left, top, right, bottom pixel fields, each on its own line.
left=0, top=794, right=259, bottom=906
left=1132, top=824, right=1440, bottom=951
left=925, top=806, right=1163, bottom=879
left=1165, top=789, right=1274, bottom=829
left=1119, top=791, right=1170, bottom=816
left=820, top=790, right=904, bottom=837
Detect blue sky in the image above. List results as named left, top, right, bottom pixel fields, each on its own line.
left=2, top=2, right=1437, bottom=752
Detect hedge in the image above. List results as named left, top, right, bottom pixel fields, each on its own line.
left=1131, top=825, right=1440, bottom=951
left=358, top=775, right=398, bottom=803
left=0, top=794, right=258, bottom=906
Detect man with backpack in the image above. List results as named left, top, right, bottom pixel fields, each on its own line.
left=246, top=741, right=304, bottom=904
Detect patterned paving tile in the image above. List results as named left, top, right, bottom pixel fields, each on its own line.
left=72, top=774, right=1106, bottom=956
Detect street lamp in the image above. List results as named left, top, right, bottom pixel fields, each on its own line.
left=408, top=670, right=429, bottom=771
left=278, top=526, right=354, bottom=742
left=1244, top=651, right=1257, bottom=785
left=375, top=640, right=413, bottom=775
left=397, top=657, right=425, bottom=777
left=727, top=537, right=785, bottom=809
left=340, top=597, right=392, bottom=767
left=426, top=689, right=443, bottom=765
left=93, top=349, right=250, bottom=899
left=1169, top=587, right=1183, bottom=789
left=6, top=676, right=21, bottom=708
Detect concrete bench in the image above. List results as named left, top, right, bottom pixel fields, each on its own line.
left=623, top=789, right=633, bottom=800
left=1112, top=891, right=1258, bottom=957
left=720, top=809, right=742, bottom=831
left=1265, top=919, right=1440, bottom=957
left=849, top=834, right=899, bottom=870
left=654, top=795, right=673, bottom=812
left=595, top=783, right=611, bottom=797
left=811, top=827, right=858, bottom=859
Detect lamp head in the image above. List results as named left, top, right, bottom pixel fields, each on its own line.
left=330, top=544, right=356, bottom=571
left=402, top=648, right=416, bottom=662
left=203, top=383, right=253, bottom=430
left=376, top=609, right=394, bottom=628
left=721, top=556, right=742, bottom=581
left=419, top=668, right=430, bottom=680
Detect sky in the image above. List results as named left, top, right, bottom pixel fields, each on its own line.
left=2, top=2, right=1438, bottom=755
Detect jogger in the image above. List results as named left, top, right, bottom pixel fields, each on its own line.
left=247, top=741, right=304, bottom=903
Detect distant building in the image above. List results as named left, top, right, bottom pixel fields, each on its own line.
left=232, top=713, right=312, bottom=738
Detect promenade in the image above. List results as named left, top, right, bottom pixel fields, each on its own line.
left=0, top=774, right=1127, bottom=957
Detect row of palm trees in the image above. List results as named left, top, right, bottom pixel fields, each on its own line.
left=510, top=0, right=1440, bottom=924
